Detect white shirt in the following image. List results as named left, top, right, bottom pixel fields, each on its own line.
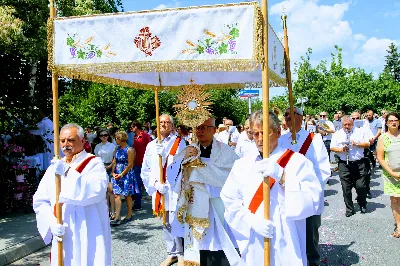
left=235, top=131, right=258, bottom=158
left=217, top=130, right=240, bottom=146
left=30, top=117, right=54, bottom=169
left=94, top=141, right=116, bottom=164
left=318, top=120, right=335, bottom=141
left=330, top=127, right=369, bottom=161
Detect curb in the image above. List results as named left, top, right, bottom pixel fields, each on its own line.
left=0, top=235, right=47, bottom=266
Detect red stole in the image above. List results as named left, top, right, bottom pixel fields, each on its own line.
left=154, top=137, right=182, bottom=216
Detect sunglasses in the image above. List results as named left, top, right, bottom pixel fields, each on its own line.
left=100, top=134, right=109, bottom=137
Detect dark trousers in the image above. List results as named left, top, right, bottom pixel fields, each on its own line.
left=361, top=156, right=371, bottom=194
left=200, top=250, right=229, bottom=266
left=338, top=160, right=367, bottom=212
left=306, top=215, right=321, bottom=264
left=323, top=140, right=331, bottom=161
left=133, top=166, right=143, bottom=208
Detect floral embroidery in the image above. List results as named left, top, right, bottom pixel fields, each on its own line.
left=182, top=24, right=239, bottom=55
left=66, top=34, right=116, bottom=60
left=133, top=27, right=161, bottom=56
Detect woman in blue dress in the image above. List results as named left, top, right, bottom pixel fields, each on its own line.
left=110, top=131, right=135, bottom=225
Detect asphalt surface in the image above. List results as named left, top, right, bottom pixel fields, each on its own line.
left=11, top=165, right=399, bottom=266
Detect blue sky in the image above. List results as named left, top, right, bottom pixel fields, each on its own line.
left=121, top=0, right=400, bottom=98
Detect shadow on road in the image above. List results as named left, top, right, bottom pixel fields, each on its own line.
left=370, top=189, right=384, bottom=198
left=369, top=181, right=380, bottom=187
left=327, top=178, right=339, bottom=186
left=324, top=189, right=338, bottom=197
left=367, top=202, right=386, bottom=212
left=319, top=241, right=359, bottom=265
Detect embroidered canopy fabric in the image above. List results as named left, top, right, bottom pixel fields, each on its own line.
left=48, top=1, right=286, bottom=90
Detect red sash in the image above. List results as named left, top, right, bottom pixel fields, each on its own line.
left=299, top=132, right=314, bottom=156
left=53, top=155, right=96, bottom=217
left=154, top=137, right=182, bottom=216
left=248, top=150, right=295, bottom=214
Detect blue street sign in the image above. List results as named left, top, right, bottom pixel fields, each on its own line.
left=239, top=89, right=259, bottom=97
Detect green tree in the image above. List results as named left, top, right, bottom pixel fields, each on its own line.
left=293, top=45, right=400, bottom=117
left=384, top=43, right=400, bottom=82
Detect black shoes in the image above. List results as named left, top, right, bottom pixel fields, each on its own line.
left=345, top=211, right=356, bottom=217
left=360, top=206, right=367, bottom=214
left=367, top=193, right=372, bottom=199
left=132, top=206, right=142, bottom=211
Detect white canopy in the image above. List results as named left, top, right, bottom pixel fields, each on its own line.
left=48, top=1, right=286, bottom=90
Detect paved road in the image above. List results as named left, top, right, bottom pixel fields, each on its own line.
left=11, top=166, right=398, bottom=266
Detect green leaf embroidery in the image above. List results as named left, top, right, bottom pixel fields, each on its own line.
left=67, top=36, right=75, bottom=47
left=77, top=49, right=85, bottom=59
left=218, top=43, right=228, bottom=54
left=229, top=28, right=239, bottom=39
left=196, top=46, right=204, bottom=54
left=96, top=50, right=102, bottom=58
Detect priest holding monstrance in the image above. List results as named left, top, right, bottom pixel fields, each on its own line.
left=221, top=110, right=322, bottom=265
left=168, top=86, right=241, bottom=266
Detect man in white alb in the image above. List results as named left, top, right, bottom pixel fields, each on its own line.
left=172, top=117, right=240, bottom=266
left=279, top=106, right=330, bottom=266
left=217, top=119, right=240, bottom=148
left=33, top=123, right=111, bottom=266
left=221, top=110, right=321, bottom=265
left=141, top=114, right=186, bottom=266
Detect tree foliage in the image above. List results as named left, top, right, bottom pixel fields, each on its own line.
left=384, top=43, right=400, bottom=83
left=293, top=45, right=400, bottom=117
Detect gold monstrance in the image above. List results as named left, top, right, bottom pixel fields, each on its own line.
left=173, top=79, right=212, bottom=167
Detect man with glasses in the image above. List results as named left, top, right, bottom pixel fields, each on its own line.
left=279, top=106, right=330, bottom=266
left=235, top=118, right=258, bottom=158
left=172, top=117, right=239, bottom=266
left=330, top=115, right=371, bottom=217
left=141, top=114, right=186, bottom=266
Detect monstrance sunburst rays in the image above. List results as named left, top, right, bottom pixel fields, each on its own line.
left=173, top=79, right=213, bottom=131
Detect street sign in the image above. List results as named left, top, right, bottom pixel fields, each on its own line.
left=239, top=89, right=259, bottom=98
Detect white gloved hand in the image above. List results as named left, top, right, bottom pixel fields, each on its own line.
left=256, top=158, right=283, bottom=182
left=50, top=222, right=68, bottom=242
left=51, top=159, right=70, bottom=176
left=156, top=143, right=167, bottom=158
left=250, top=215, right=274, bottom=238
left=155, top=181, right=169, bottom=194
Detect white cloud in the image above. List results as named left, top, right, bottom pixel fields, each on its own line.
left=353, top=37, right=398, bottom=70
left=154, top=4, right=168, bottom=9
left=269, top=0, right=394, bottom=75
left=384, top=10, right=400, bottom=17
left=153, top=0, right=180, bottom=10
left=270, top=0, right=355, bottom=57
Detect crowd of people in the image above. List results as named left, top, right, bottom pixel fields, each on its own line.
left=31, top=107, right=400, bottom=266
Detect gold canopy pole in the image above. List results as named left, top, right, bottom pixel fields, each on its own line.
left=261, top=0, right=271, bottom=265
left=155, top=74, right=167, bottom=226
left=49, top=1, right=63, bottom=265
left=282, top=14, right=297, bottom=144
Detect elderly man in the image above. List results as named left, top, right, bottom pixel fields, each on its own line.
left=365, top=110, right=382, bottom=168
left=279, top=106, right=330, bottom=266
left=318, top=111, right=336, bottom=161
left=235, top=118, right=258, bottom=158
left=141, top=114, right=186, bottom=266
left=172, top=117, right=239, bottom=266
left=217, top=119, right=240, bottom=148
left=33, top=123, right=111, bottom=266
left=221, top=110, right=321, bottom=265
left=330, top=115, right=371, bottom=216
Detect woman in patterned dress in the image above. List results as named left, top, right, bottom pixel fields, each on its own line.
left=110, top=131, right=135, bottom=225
left=376, top=112, right=400, bottom=237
